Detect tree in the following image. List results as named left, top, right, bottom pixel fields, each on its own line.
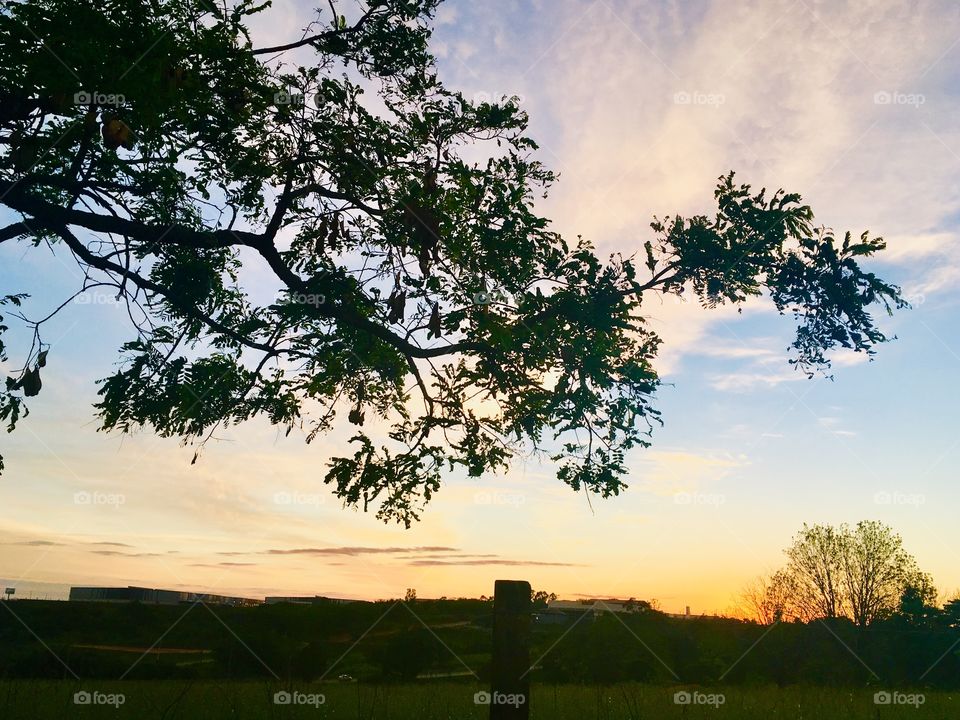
left=531, top=589, right=556, bottom=609
left=896, top=573, right=938, bottom=627
left=785, top=524, right=847, bottom=621
left=739, top=570, right=797, bottom=625
left=941, top=597, right=960, bottom=628
left=781, top=521, right=931, bottom=626
left=0, top=0, right=906, bottom=525
left=842, top=520, right=931, bottom=627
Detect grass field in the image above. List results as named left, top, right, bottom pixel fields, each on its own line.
left=0, top=681, right=954, bottom=719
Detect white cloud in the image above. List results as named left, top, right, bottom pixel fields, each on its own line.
left=709, top=369, right=803, bottom=393
left=483, top=0, right=960, bottom=365
left=634, top=449, right=748, bottom=496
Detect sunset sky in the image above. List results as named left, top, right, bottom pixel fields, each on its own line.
left=2, top=0, right=960, bottom=614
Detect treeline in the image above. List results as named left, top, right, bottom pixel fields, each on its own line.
left=2, top=594, right=959, bottom=687
left=536, top=612, right=960, bottom=687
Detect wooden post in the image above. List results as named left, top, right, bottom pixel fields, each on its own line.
left=490, top=579, right=531, bottom=719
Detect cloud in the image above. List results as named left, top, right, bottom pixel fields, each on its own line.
left=189, top=562, right=257, bottom=568
left=446, top=0, right=960, bottom=367
left=393, top=553, right=500, bottom=560
left=220, top=546, right=460, bottom=557
left=635, top=449, right=748, bottom=496
left=817, top=415, right=857, bottom=437
left=407, top=559, right=580, bottom=567
left=709, top=369, right=804, bottom=392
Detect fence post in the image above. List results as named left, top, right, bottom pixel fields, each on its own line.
left=490, top=579, right=531, bottom=719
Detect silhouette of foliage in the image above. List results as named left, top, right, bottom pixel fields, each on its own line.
left=0, top=0, right=906, bottom=524
left=742, top=521, right=933, bottom=627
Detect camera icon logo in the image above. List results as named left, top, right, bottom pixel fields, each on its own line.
left=673, top=690, right=691, bottom=705
left=73, top=691, right=92, bottom=705
left=474, top=691, right=491, bottom=705
left=273, top=691, right=292, bottom=705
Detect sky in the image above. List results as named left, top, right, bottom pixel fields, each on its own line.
left=2, top=0, right=960, bottom=614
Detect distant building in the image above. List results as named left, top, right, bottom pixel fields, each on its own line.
left=547, top=598, right=707, bottom=620
left=547, top=599, right=645, bottom=616
left=69, top=586, right=260, bottom=607
left=533, top=609, right=570, bottom=625
left=264, top=595, right=357, bottom=605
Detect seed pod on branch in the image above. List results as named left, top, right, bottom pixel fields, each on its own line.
left=427, top=302, right=441, bottom=339
left=21, top=366, right=42, bottom=397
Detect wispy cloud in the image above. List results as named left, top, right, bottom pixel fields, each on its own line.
left=407, top=559, right=580, bottom=567
left=219, top=546, right=460, bottom=557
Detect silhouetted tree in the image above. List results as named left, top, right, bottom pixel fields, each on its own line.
left=941, top=597, right=960, bottom=628
left=781, top=521, right=932, bottom=626
left=786, top=523, right=847, bottom=620
left=531, top=590, right=556, bottom=610
left=740, top=570, right=797, bottom=624
left=842, top=520, right=933, bottom=626
left=0, top=0, right=906, bottom=524
left=897, top=576, right=939, bottom=627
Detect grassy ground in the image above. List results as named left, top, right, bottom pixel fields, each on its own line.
left=0, top=681, right=955, bottom=719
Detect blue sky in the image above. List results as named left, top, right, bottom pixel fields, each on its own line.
left=2, top=0, right=959, bottom=613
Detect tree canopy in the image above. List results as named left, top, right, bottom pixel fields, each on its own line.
left=0, top=0, right=906, bottom=524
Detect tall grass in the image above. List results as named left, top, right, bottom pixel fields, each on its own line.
left=0, top=681, right=955, bottom=719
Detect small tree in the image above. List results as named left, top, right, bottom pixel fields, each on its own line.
left=941, top=597, right=960, bottom=628
left=531, top=589, right=556, bottom=610
left=740, top=570, right=797, bottom=624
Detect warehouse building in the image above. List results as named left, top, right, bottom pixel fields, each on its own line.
left=69, top=586, right=260, bottom=606
left=264, top=595, right=357, bottom=605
